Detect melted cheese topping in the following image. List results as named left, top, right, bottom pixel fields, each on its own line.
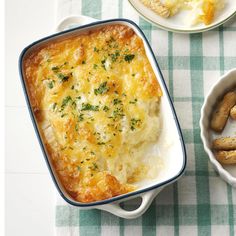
left=23, top=24, right=162, bottom=203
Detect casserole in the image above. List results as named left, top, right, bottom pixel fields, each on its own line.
left=200, top=68, right=236, bottom=187
left=19, top=18, right=186, bottom=218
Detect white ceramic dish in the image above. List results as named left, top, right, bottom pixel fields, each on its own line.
left=200, top=68, right=236, bottom=187
left=128, top=0, right=236, bottom=33
left=19, top=17, right=186, bottom=219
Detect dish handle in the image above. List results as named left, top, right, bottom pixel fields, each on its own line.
left=96, top=188, right=163, bottom=219
left=55, top=15, right=98, bottom=32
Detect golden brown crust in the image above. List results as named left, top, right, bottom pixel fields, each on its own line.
left=23, top=24, right=162, bottom=203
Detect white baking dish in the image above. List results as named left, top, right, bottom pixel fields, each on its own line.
left=19, top=17, right=186, bottom=219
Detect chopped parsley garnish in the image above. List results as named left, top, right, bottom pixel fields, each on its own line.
left=78, top=114, right=84, bottom=121
left=112, top=107, right=124, bottom=119
left=101, top=59, right=106, bottom=70
left=94, top=47, right=99, bottom=52
left=94, top=81, right=109, bottom=95
left=82, top=60, right=86, bottom=64
left=52, top=103, right=57, bottom=111
left=61, top=113, right=67, bottom=118
left=97, top=142, right=105, bottom=145
left=71, top=85, right=75, bottom=90
left=113, top=98, right=122, bottom=105
left=51, top=66, right=59, bottom=72
left=57, top=73, right=69, bottom=83
left=75, top=124, right=79, bottom=131
left=47, top=80, right=55, bottom=89
left=76, top=96, right=81, bottom=100
left=130, top=118, right=141, bottom=131
left=92, top=163, right=98, bottom=170
left=71, top=101, right=77, bottom=109
left=81, top=103, right=99, bottom=111
left=93, top=64, right=98, bottom=69
left=77, top=166, right=81, bottom=171
left=110, top=51, right=120, bottom=62
left=129, top=98, right=138, bottom=104
left=124, top=54, right=135, bottom=63
left=61, top=96, right=72, bottom=110
left=103, top=105, right=109, bottom=112
left=132, top=73, right=136, bottom=77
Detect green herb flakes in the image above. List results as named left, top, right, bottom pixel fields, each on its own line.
left=47, top=80, right=55, bottom=89
left=57, top=73, right=69, bottom=83
left=113, top=98, right=122, bottom=105
left=81, top=103, right=99, bottom=111
left=124, top=54, right=135, bottom=63
left=130, top=118, right=141, bottom=131
left=61, top=96, right=72, bottom=110
left=52, top=103, right=57, bottom=111
left=75, top=124, right=79, bottom=131
left=94, top=81, right=109, bottom=95
left=103, top=106, right=109, bottom=112
left=78, top=114, right=84, bottom=122
left=51, top=66, right=59, bottom=72
left=129, top=98, right=138, bottom=104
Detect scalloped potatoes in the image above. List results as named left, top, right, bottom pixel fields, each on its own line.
left=23, top=24, right=162, bottom=202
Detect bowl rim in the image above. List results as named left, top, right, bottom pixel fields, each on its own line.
left=200, top=68, right=236, bottom=186
left=18, top=18, right=187, bottom=207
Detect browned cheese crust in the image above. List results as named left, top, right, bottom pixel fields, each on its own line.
left=23, top=24, right=162, bottom=203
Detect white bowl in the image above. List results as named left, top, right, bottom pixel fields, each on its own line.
left=200, top=68, right=236, bottom=187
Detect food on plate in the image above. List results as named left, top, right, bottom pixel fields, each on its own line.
left=140, top=0, right=170, bottom=17
left=212, top=136, right=236, bottom=150
left=23, top=24, right=163, bottom=203
left=140, top=0, right=225, bottom=26
left=215, top=150, right=236, bottom=164
left=230, top=105, right=236, bottom=120
left=210, top=91, right=236, bottom=132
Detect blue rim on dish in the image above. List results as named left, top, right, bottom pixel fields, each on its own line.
left=19, top=18, right=187, bottom=207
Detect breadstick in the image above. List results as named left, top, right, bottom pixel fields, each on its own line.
left=215, top=150, right=236, bottom=164
left=212, top=137, right=236, bottom=150
left=140, top=0, right=170, bottom=18
left=230, top=105, right=236, bottom=120
left=210, top=91, right=236, bottom=132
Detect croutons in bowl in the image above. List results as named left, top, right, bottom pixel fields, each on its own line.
left=200, top=68, right=236, bottom=187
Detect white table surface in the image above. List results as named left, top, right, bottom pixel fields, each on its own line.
left=5, top=0, right=56, bottom=235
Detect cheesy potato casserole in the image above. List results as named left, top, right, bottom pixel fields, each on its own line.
left=23, top=24, right=162, bottom=203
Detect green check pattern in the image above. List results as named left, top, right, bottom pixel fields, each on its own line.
left=56, top=1, right=236, bottom=235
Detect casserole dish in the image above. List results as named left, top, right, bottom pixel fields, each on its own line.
left=19, top=18, right=186, bottom=218
left=200, top=68, right=236, bottom=187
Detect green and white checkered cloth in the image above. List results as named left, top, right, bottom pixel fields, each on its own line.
left=55, top=1, right=236, bottom=235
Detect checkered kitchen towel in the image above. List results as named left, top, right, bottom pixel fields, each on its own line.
left=55, top=0, right=236, bottom=235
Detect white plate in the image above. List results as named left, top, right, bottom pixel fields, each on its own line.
left=128, top=0, right=236, bottom=33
